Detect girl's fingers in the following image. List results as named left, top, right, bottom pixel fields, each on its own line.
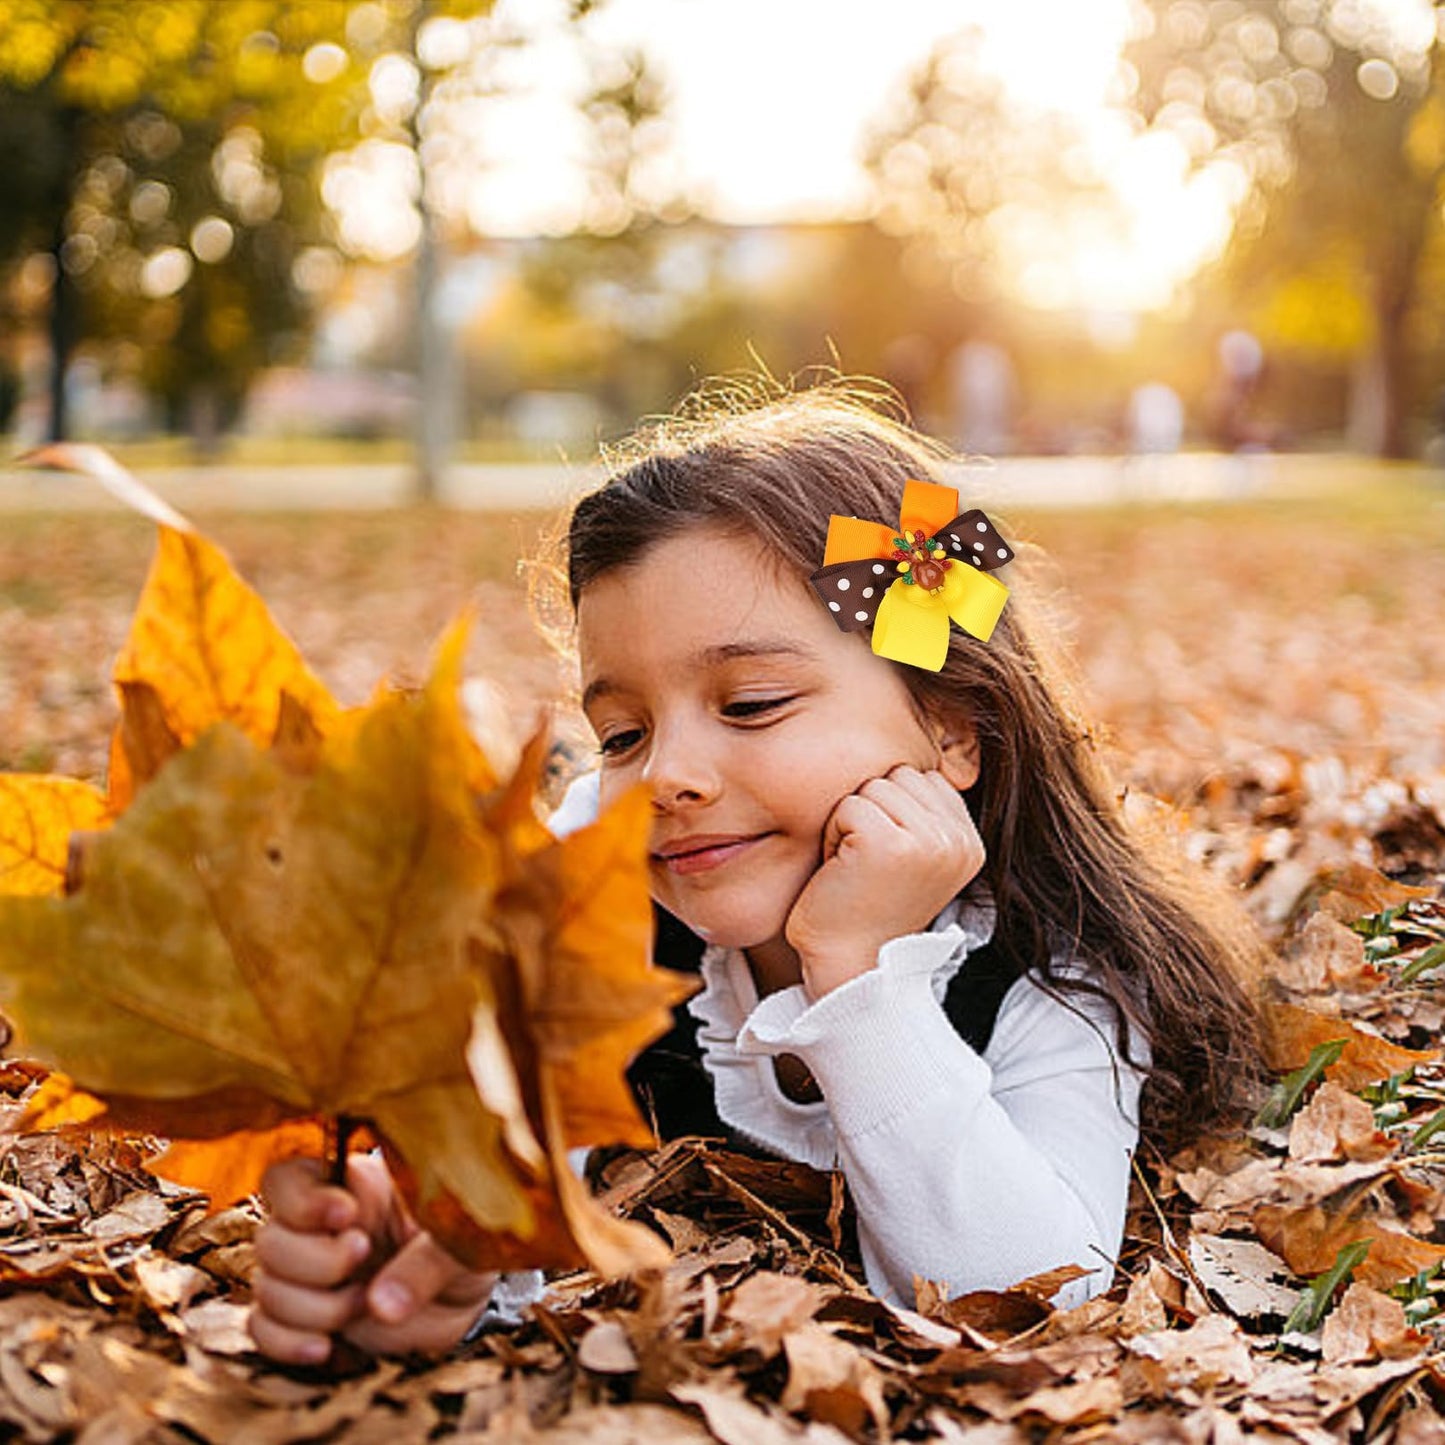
left=261, top=1157, right=358, bottom=1233
left=343, top=1152, right=414, bottom=1242
left=255, top=1221, right=372, bottom=1288
left=869, top=767, right=977, bottom=845
left=822, top=793, right=897, bottom=857
left=857, top=773, right=942, bottom=838
left=247, top=1308, right=335, bottom=1367
left=366, top=1232, right=492, bottom=1325
left=252, top=1269, right=368, bottom=1334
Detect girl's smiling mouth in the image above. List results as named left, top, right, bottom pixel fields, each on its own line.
left=653, top=832, right=773, bottom=875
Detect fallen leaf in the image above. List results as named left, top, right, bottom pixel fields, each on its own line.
left=577, top=1319, right=640, bottom=1375
left=780, top=1324, right=888, bottom=1434
left=1117, top=1266, right=1170, bottom=1337
left=1273, top=913, right=1379, bottom=994
left=1287, top=1081, right=1393, bottom=1162
left=82, top=1190, right=174, bottom=1244
left=132, top=1253, right=210, bottom=1312
left=175, top=1298, right=254, bottom=1355
left=672, top=1381, right=848, bottom=1445
left=724, top=1273, right=827, bottom=1356
left=1264, top=1002, right=1438, bottom=1089
left=1313, top=863, right=1434, bottom=923
left=1125, top=1314, right=1256, bottom=1397
left=1011, top=1375, right=1124, bottom=1426
left=1252, top=1203, right=1445, bottom=1288
left=1320, top=1282, right=1428, bottom=1364
left=1187, top=1234, right=1302, bottom=1323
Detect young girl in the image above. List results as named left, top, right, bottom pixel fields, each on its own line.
left=248, top=382, right=1267, bottom=1365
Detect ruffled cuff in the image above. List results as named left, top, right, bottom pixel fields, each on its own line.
left=735, top=925, right=993, bottom=1139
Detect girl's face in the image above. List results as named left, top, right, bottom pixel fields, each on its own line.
left=577, top=524, right=979, bottom=952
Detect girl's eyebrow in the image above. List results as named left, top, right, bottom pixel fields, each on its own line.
left=581, top=639, right=818, bottom=713
left=699, top=640, right=818, bottom=666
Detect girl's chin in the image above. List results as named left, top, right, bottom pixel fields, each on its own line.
left=664, top=907, right=790, bottom=953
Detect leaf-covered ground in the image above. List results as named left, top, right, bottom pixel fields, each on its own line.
left=2, top=482, right=1445, bottom=1442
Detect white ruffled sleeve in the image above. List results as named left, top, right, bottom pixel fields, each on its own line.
left=737, top=937, right=1148, bottom=1311
left=547, top=767, right=602, bottom=838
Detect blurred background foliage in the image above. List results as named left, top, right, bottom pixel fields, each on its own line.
left=2, top=0, right=1445, bottom=477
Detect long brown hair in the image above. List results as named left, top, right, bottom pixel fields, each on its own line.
left=536, top=376, right=1268, bottom=1155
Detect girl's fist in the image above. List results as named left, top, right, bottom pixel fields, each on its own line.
left=250, top=1153, right=497, bottom=1363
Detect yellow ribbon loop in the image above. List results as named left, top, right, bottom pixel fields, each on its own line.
left=870, top=566, right=1008, bottom=670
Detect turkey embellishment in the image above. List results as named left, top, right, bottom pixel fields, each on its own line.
left=808, top=480, right=1013, bottom=672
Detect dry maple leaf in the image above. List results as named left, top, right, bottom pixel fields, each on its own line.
left=1, top=622, right=672, bottom=1274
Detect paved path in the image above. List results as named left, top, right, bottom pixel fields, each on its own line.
left=0, top=450, right=1382, bottom=514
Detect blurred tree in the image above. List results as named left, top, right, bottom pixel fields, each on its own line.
left=864, top=27, right=1118, bottom=320
left=0, top=0, right=372, bottom=444
left=466, top=25, right=686, bottom=433
left=1124, top=0, right=1445, bottom=456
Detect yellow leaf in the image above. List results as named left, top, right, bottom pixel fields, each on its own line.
left=22, top=444, right=340, bottom=810
left=0, top=775, right=109, bottom=897
left=113, top=525, right=340, bottom=771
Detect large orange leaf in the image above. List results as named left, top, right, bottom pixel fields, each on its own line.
left=457, top=773, right=694, bottom=1272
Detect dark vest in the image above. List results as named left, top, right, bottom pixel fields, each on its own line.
left=627, top=904, right=1022, bottom=1149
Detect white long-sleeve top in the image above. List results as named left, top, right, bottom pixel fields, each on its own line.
left=548, top=770, right=1150, bottom=1311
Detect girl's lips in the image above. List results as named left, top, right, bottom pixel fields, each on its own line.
left=654, top=834, right=769, bottom=876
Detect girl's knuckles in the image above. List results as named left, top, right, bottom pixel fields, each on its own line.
left=256, top=1231, right=352, bottom=1287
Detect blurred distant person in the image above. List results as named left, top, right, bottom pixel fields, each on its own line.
left=1209, top=329, right=1270, bottom=497
left=880, top=334, right=937, bottom=430
left=1123, top=382, right=1185, bottom=499
left=949, top=339, right=1016, bottom=457
left=1127, top=383, right=1184, bottom=455
left=1208, top=330, right=1266, bottom=451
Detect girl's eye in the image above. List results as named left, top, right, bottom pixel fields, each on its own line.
left=598, top=728, right=644, bottom=758
left=722, top=696, right=796, bottom=720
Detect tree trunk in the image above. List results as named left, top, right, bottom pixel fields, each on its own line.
left=1347, top=224, right=1425, bottom=459
left=45, top=167, right=76, bottom=443
left=409, top=0, right=449, bottom=504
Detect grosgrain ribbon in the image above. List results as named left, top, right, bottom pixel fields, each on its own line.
left=808, top=480, right=1012, bottom=672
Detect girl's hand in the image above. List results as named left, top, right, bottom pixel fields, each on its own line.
left=784, top=765, right=985, bottom=999
left=250, top=1154, right=498, bottom=1364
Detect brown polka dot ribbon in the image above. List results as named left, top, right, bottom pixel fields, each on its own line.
left=808, top=480, right=1013, bottom=672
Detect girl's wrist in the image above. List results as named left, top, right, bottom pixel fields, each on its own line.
left=798, top=946, right=882, bottom=999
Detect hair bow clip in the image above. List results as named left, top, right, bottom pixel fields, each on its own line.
left=808, top=480, right=1012, bottom=672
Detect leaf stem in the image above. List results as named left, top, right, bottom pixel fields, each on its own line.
left=326, top=1113, right=358, bottom=1187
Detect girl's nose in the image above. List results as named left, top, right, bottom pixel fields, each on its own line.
left=642, top=726, right=721, bottom=810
